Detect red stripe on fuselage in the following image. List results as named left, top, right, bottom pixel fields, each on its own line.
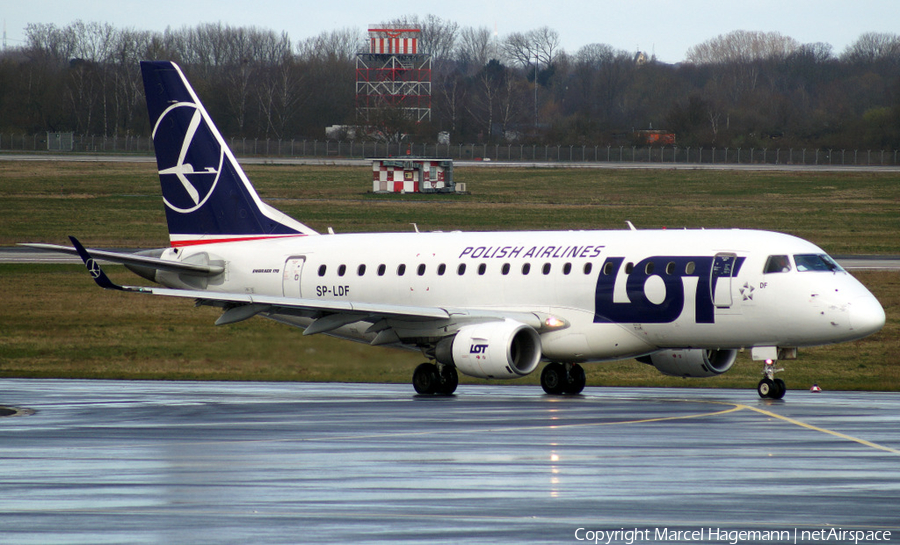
left=170, top=234, right=307, bottom=248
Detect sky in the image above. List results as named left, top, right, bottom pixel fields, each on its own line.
left=4, top=0, right=900, bottom=64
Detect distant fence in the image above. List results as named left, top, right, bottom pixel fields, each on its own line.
left=3, top=133, right=899, bottom=167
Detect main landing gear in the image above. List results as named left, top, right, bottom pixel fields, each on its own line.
left=757, top=359, right=786, bottom=400
left=540, top=362, right=587, bottom=395
left=413, top=362, right=458, bottom=395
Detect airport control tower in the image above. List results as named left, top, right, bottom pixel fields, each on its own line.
left=356, top=27, right=432, bottom=123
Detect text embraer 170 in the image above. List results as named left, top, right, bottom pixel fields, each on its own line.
left=25, top=61, right=886, bottom=398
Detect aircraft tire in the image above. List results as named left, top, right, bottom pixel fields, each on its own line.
left=565, top=364, right=586, bottom=395
left=771, top=378, right=787, bottom=400
left=541, top=363, right=566, bottom=395
left=413, top=363, right=439, bottom=395
left=757, top=378, right=774, bottom=398
left=437, top=366, right=459, bottom=395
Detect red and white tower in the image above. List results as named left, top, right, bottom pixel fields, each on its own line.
left=356, top=27, right=432, bottom=123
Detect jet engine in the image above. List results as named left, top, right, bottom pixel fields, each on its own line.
left=637, top=349, right=738, bottom=378
left=435, top=320, right=542, bottom=379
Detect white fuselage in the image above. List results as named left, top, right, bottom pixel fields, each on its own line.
left=156, top=228, right=885, bottom=363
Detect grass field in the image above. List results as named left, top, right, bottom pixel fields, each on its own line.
left=1, top=161, right=898, bottom=391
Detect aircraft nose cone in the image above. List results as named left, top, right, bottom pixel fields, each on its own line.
left=849, top=295, right=886, bottom=338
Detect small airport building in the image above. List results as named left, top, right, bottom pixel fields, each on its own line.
left=371, top=157, right=457, bottom=193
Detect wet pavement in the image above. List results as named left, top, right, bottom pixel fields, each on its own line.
left=1, top=380, right=898, bottom=544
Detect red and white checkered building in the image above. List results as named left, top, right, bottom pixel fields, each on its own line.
left=372, top=158, right=454, bottom=193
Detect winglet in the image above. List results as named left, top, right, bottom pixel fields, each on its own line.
left=69, top=236, right=124, bottom=291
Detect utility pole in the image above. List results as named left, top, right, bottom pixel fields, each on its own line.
left=534, top=54, right=538, bottom=129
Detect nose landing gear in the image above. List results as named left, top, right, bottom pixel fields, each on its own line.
left=757, top=359, right=786, bottom=399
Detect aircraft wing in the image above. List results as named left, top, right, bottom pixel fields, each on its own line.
left=20, top=242, right=223, bottom=276
left=61, top=237, right=551, bottom=341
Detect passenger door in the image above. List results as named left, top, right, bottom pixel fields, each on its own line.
left=282, top=257, right=306, bottom=298
left=711, top=253, right=737, bottom=308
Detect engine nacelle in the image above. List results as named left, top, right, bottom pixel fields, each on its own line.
left=638, top=349, right=738, bottom=378
left=435, top=320, right=542, bottom=379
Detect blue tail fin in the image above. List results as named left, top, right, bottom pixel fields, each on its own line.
left=140, top=61, right=317, bottom=247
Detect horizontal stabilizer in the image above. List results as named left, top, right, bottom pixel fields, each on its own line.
left=20, top=242, right=224, bottom=277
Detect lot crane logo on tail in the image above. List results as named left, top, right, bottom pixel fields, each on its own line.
left=153, top=103, right=223, bottom=214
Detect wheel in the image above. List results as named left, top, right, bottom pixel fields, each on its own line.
left=413, top=363, right=439, bottom=395
left=757, top=378, right=774, bottom=398
left=541, top=362, right=566, bottom=395
left=771, top=378, right=786, bottom=400
left=565, top=364, right=586, bottom=395
left=436, top=366, right=458, bottom=395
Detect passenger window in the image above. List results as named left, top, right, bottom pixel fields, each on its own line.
left=377, top=264, right=386, bottom=276
left=457, top=263, right=466, bottom=275
left=584, top=263, right=593, bottom=275
left=437, top=264, right=446, bottom=276
left=338, top=264, right=346, bottom=277
left=417, top=264, right=426, bottom=276
left=522, top=263, right=531, bottom=275
left=624, top=262, right=634, bottom=274
left=542, top=263, right=551, bottom=275
left=666, top=262, right=676, bottom=275
left=501, top=263, right=510, bottom=275
left=397, top=264, right=406, bottom=276
left=764, top=255, right=791, bottom=274
left=644, top=262, right=654, bottom=275
left=357, top=264, right=366, bottom=276
left=563, top=263, right=572, bottom=275
left=478, top=263, right=486, bottom=275
left=318, top=264, right=327, bottom=277
left=685, top=262, right=695, bottom=275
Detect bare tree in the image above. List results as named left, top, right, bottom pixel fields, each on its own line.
left=796, top=42, right=835, bottom=63
left=467, top=59, right=509, bottom=139
left=574, top=43, right=617, bottom=67
left=501, top=27, right=561, bottom=69
left=841, top=32, right=900, bottom=65
left=496, top=67, right=529, bottom=136
left=68, top=21, right=121, bottom=135
left=455, top=26, right=498, bottom=74
left=256, top=59, right=307, bottom=138
left=531, top=26, right=561, bottom=67
left=501, top=31, right=536, bottom=69
left=109, top=28, right=154, bottom=135
left=24, top=22, right=77, bottom=66
left=686, top=30, right=800, bottom=64
left=419, top=14, right=459, bottom=63
left=436, top=73, right=467, bottom=134
left=297, top=28, right=364, bottom=61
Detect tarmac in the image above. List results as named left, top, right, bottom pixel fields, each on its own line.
left=1, top=380, right=898, bottom=544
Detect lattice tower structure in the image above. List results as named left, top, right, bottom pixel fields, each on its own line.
left=356, top=28, right=432, bottom=123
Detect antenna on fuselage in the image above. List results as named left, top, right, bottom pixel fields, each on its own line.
left=625, top=221, right=637, bottom=231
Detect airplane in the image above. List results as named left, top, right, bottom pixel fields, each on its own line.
left=24, top=61, right=886, bottom=398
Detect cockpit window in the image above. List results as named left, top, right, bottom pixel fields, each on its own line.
left=764, top=255, right=791, bottom=274
left=794, top=254, right=844, bottom=272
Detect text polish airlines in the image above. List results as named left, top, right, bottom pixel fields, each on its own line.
left=26, top=61, right=886, bottom=398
